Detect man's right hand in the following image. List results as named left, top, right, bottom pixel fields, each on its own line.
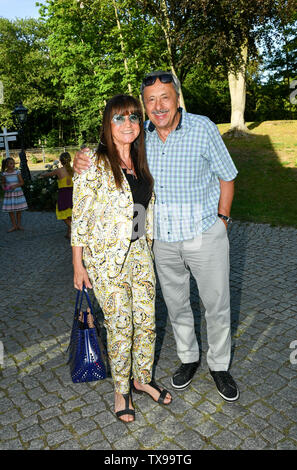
left=73, top=147, right=91, bottom=174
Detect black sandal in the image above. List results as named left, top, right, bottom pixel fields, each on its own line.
left=115, top=393, right=135, bottom=422
left=133, top=380, right=172, bottom=405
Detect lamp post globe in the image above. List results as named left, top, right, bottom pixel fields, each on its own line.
left=12, top=102, right=31, bottom=181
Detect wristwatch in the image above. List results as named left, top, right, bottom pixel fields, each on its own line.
left=218, top=213, right=232, bottom=224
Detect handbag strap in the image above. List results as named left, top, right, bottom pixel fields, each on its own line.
left=67, top=286, right=95, bottom=356
left=75, top=284, right=93, bottom=316
left=67, top=285, right=102, bottom=358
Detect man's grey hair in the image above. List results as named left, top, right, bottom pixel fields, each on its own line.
left=140, top=70, right=181, bottom=100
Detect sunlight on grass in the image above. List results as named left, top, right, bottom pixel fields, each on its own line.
left=217, top=120, right=297, bottom=227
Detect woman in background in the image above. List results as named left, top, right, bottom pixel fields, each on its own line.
left=40, top=152, right=73, bottom=239
left=1, top=157, right=28, bottom=232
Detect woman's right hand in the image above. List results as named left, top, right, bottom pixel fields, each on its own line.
left=73, top=264, right=93, bottom=291
left=73, top=148, right=91, bottom=174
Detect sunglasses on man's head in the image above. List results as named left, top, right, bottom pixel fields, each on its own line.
left=142, top=73, right=173, bottom=88
left=111, top=113, right=141, bottom=125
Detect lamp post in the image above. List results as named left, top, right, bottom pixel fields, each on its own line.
left=12, top=102, right=31, bottom=181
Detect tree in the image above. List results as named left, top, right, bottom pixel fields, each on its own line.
left=135, top=0, right=191, bottom=108
left=39, top=0, right=168, bottom=141
left=0, top=17, right=69, bottom=146
left=178, top=0, right=296, bottom=135
left=260, top=16, right=297, bottom=118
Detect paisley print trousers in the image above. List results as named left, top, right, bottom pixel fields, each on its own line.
left=89, top=237, right=156, bottom=394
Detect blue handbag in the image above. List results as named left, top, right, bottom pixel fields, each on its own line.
left=68, top=286, right=107, bottom=383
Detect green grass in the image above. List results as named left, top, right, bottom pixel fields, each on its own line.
left=217, top=120, right=297, bottom=228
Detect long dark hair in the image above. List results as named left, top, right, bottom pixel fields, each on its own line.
left=1, top=157, right=14, bottom=173
left=96, top=94, right=153, bottom=191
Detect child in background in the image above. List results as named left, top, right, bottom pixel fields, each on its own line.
left=1, top=157, right=28, bottom=232
left=40, top=152, right=74, bottom=239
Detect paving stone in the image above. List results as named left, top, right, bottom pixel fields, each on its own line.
left=160, top=414, right=188, bottom=437
left=268, top=411, right=292, bottom=431
left=197, top=400, right=217, bottom=415
left=28, top=439, right=46, bottom=450
left=40, top=417, right=64, bottom=433
left=260, top=427, right=285, bottom=445
left=56, top=439, right=83, bottom=450
left=289, top=424, right=297, bottom=437
left=38, top=407, right=63, bottom=421
left=101, top=421, right=129, bottom=443
left=283, top=407, right=297, bottom=422
left=88, top=440, right=113, bottom=450
left=210, top=430, right=242, bottom=449
left=153, top=439, right=184, bottom=450
left=276, top=439, right=297, bottom=450
left=70, top=417, right=97, bottom=435
left=79, top=429, right=105, bottom=447
left=19, top=424, right=46, bottom=442
left=240, top=437, right=269, bottom=450
left=27, top=387, right=48, bottom=401
left=114, top=435, right=141, bottom=450
left=249, top=401, right=273, bottom=419
left=93, top=410, right=117, bottom=428
left=0, top=425, right=18, bottom=441
left=174, top=430, right=205, bottom=450
left=0, top=397, right=14, bottom=412
left=195, top=419, right=221, bottom=438
left=46, top=429, right=74, bottom=448
left=22, top=376, right=40, bottom=389
left=241, top=413, right=269, bottom=432
left=0, top=438, right=24, bottom=450
left=183, top=408, right=205, bottom=427
left=1, top=409, right=22, bottom=425
left=21, top=401, right=42, bottom=418
left=62, top=398, right=86, bottom=412
left=16, top=414, right=39, bottom=431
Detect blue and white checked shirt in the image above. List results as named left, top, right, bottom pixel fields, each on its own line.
left=144, top=108, right=238, bottom=242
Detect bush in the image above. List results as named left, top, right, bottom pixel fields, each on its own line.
left=23, top=162, right=59, bottom=211
left=30, top=155, right=38, bottom=164
left=43, top=129, right=60, bottom=148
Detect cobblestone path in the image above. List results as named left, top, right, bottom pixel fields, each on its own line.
left=0, top=211, right=296, bottom=450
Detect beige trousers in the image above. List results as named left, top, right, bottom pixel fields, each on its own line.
left=154, top=218, right=231, bottom=371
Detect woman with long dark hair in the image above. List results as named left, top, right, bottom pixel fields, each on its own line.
left=72, top=95, right=172, bottom=423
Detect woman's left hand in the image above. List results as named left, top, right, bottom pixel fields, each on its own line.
left=73, top=264, right=93, bottom=291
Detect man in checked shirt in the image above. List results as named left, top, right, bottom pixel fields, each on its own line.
left=74, top=70, right=239, bottom=402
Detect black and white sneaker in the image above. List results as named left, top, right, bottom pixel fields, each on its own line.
left=171, top=361, right=199, bottom=390
left=209, top=370, right=239, bottom=402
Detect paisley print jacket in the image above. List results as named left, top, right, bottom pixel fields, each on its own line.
left=71, top=152, right=155, bottom=279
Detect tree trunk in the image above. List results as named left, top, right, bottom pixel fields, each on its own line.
left=226, top=42, right=249, bottom=136
left=112, top=0, right=132, bottom=94
left=58, top=117, right=63, bottom=146
left=159, top=0, right=186, bottom=110
left=284, top=35, right=292, bottom=119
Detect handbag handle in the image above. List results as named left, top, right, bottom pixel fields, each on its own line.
left=67, top=285, right=95, bottom=356
left=75, top=284, right=93, bottom=316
